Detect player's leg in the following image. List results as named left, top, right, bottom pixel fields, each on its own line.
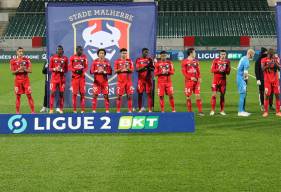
left=26, top=94, right=35, bottom=114
left=104, top=94, right=110, bottom=113
left=23, top=79, right=35, bottom=113
left=146, top=81, right=153, bottom=112
left=237, top=79, right=249, bottom=116
left=49, top=82, right=57, bottom=114
left=166, top=83, right=175, bottom=112
left=92, top=83, right=100, bottom=113
left=210, top=91, right=217, bottom=115
left=16, top=94, right=21, bottom=114
left=272, top=83, right=281, bottom=116
left=185, top=81, right=193, bottom=112
left=269, top=93, right=274, bottom=111
left=116, top=83, right=124, bottom=113
left=80, top=78, right=86, bottom=113
left=126, top=83, right=134, bottom=113
left=210, top=82, right=217, bottom=115
left=72, top=78, right=80, bottom=113
left=195, top=82, right=203, bottom=115
left=137, top=81, right=144, bottom=112
left=262, top=82, right=271, bottom=117
left=219, top=82, right=226, bottom=115
left=58, top=80, right=65, bottom=113
left=158, top=83, right=165, bottom=112
left=259, top=81, right=265, bottom=111
left=102, top=82, right=110, bottom=113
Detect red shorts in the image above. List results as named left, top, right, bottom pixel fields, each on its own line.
left=116, top=82, right=134, bottom=96
left=157, top=82, right=174, bottom=96
left=185, top=80, right=200, bottom=97
left=211, top=79, right=226, bottom=94
left=137, top=79, right=152, bottom=94
left=50, top=78, right=65, bottom=92
left=264, top=81, right=280, bottom=96
left=72, top=78, right=86, bottom=94
left=93, top=81, right=109, bottom=95
left=14, top=79, right=32, bottom=95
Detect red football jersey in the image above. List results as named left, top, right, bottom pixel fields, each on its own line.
left=154, top=60, right=175, bottom=83
left=261, top=57, right=281, bottom=83
left=211, top=58, right=231, bottom=79
left=69, top=54, right=88, bottom=79
left=49, top=54, right=68, bottom=81
left=10, top=57, right=31, bottom=81
left=90, top=58, right=112, bottom=83
left=114, top=58, right=134, bottom=83
left=181, top=58, right=200, bottom=80
left=136, top=57, right=154, bottom=81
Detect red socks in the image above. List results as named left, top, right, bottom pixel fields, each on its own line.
left=169, top=96, right=175, bottom=111
left=80, top=94, right=85, bottom=112
left=16, top=95, right=21, bottom=113
left=72, top=94, right=77, bottom=111
left=116, top=97, right=121, bottom=112
left=196, top=99, right=203, bottom=113
left=211, top=96, right=216, bottom=111
left=264, top=98, right=269, bottom=113
left=27, top=94, right=35, bottom=113
left=59, top=94, right=64, bottom=111
left=159, top=96, right=164, bottom=112
left=186, top=98, right=192, bottom=112
left=50, top=92, right=55, bottom=110
left=104, top=97, right=109, bottom=111
left=128, top=96, right=133, bottom=112
left=92, top=97, right=97, bottom=111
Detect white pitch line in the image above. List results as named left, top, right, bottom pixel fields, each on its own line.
left=231, top=66, right=256, bottom=79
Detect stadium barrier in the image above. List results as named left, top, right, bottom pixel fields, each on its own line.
left=0, top=112, right=195, bottom=134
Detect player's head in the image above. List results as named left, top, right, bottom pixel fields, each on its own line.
left=267, top=48, right=275, bottom=58
left=97, top=49, right=106, bottom=59
left=247, top=49, right=255, bottom=60
left=56, top=45, right=64, bottom=56
left=76, top=46, right=83, bottom=56
left=16, top=47, right=24, bottom=57
left=219, top=50, right=227, bottom=60
left=142, top=48, right=149, bottom=57
left=120, top=48, right=127, bottom=59
left=160, top=51, right=167, bottom=60
left=187, top=48, right=196, bottom=58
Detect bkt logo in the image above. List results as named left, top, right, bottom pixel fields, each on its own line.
left=8, top=115, right=28, bottom=134
left=118, top=116, right=159, bottom=130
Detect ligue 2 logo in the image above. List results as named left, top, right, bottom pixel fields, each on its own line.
left=8, top=115, right=27, bottom=134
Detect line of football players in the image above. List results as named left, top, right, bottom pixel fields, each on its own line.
left=10, top=46, right=281, bottom=117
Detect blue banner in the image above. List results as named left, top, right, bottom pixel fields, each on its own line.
left=0, top=113, right=194, bottom=134
left=46, top=2, right=157, bottom=108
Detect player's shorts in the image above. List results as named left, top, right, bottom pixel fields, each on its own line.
left=264, top=81, right=280, bottom=96
left=71, top=77, right=86, bottom=95
left=50, top=78, right=65, bottom=92
left=137, top=79, right=152, bottom=94
left=237, top=77, right=247, bottom=94
left=116, top=82, right=134, bottom=96
left=14, top=78, right=32, bottom=95
left=211, top=79, right=226, bottom=94
left=157, top=82, right=174, bottom=96
left=93, top=81, right=109, bottom=95
left=184, top=80, right=200, bottom=97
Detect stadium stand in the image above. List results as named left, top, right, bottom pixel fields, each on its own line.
left=2, top=0, right=277, bottom=38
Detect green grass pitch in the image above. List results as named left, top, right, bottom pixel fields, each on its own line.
left=0, top=60, right=281, bottom=192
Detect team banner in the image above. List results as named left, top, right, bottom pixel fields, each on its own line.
left=46, top=2, right=157, bottom=108
left=0, top=113, right=194, bottom=134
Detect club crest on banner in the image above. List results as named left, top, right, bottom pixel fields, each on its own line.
left=72, top=18, right=131, bottom=101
